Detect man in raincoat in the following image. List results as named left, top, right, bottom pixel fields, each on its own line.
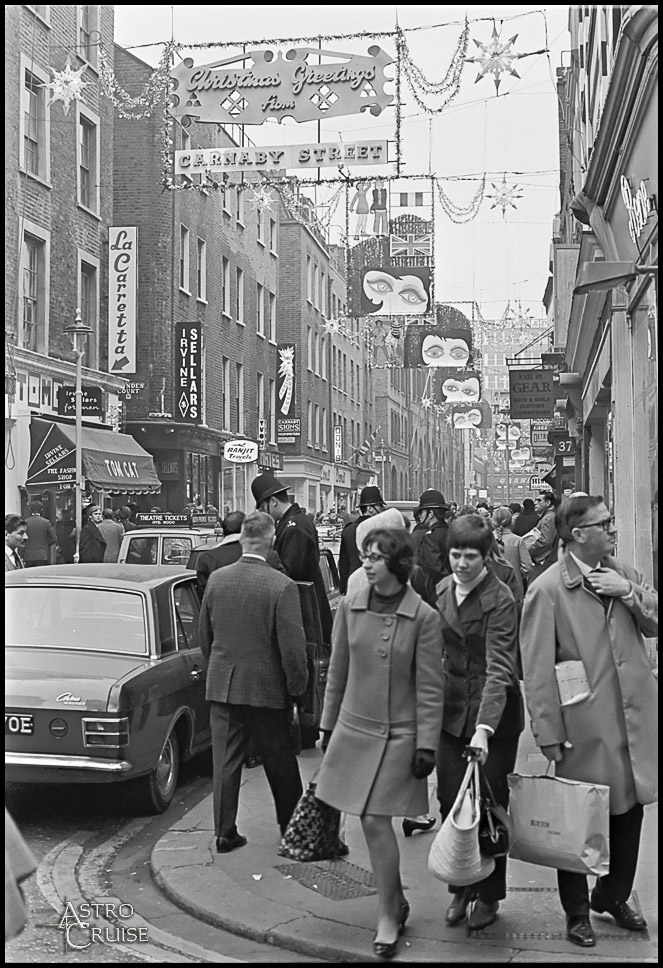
left=520, top=495, right=657, bottom=949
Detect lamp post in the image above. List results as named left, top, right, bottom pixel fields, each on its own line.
left=65, top=309, right=93, bottom=563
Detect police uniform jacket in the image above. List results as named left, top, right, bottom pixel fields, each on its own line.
left=275, top=503, right=333, bottom=643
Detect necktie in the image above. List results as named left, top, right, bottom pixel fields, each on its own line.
left=13, top=551, right=23, bottom=569
left=584, top=572, right=609, bottom=610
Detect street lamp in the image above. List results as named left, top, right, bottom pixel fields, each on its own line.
left=64, top=309, right=93, bottom=563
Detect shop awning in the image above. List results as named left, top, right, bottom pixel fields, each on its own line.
left=26, top=418, right=162, bottom=495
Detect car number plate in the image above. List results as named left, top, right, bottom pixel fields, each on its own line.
left=5, top=713, right=34, bottom=735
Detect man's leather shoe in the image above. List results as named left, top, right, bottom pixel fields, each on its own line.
left=467, top=899, right=499, bottom=931
left=566, top=915, right=596, bottom=947
left=590, top=893, right=647, bottom=931
left=215, top=833, right=247, bottom=854
left=445, top=887, right=475, bottom=926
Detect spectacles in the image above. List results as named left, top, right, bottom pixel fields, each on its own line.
left=574, top=516, right=615, bottom=532
left=359, top=552, right=388, bottom=564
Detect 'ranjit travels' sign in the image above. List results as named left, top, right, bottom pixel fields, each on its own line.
left=169, top=46, right=393, bottom=126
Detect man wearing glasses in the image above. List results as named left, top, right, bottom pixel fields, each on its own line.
left=520, top=495, right=657, bottom=949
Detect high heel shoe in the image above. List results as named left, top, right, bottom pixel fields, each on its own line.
left=402, top=815, right=436, bottom=837
left=373, top=935, right=399, bottom=959
left=398, top=901, right=411, bottom=935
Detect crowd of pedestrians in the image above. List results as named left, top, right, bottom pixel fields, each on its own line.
left=4, top=476, right=657, bottom=960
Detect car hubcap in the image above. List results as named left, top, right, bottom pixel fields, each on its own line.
left=155, top=736, right=176, bottom=796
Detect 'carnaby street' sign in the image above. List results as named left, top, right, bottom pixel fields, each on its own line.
left=169, top=46, right=393, bottom=126
left=174, top=140, right=388, bottom=176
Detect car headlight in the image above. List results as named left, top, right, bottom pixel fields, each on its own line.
left=82, top=718, right=129, bottom=748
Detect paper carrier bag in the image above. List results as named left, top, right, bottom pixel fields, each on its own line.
left=507, top=773, right=610, bottom=876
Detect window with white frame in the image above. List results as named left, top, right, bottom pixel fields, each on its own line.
left=197, top=238, right=207, bottom=301
left=321, top=336, right=327, bottom=380
left=237, top=188, right=245, bottom=224
left=320, top=272, right=326, bottom=317
left=268, top=291, right=276, bottom=342
left=21, top=58, right=50, bottom=181
left=78, top=254, right=99, bottom=367
left=78, top=5, right=100, bottom=68
left=222, top=357, right=230, bottom=429
left=314, top=331, right=320, bottom=374
left=269, top=378, right=276, bottom=442
left=256, top=371, right=265, bottom=419
left=20, top=230, right=49, bottom=353
left=306, top=255, right=312, bottom=303
left=314, top=404, right=320, bottom=446
left=236, top=267, right=244, bottom=323
left=269, top=217, right=277, bottom=252
left=77, top=107, right=100, bottom=214
left=307, top=401, right=313, bottom=444
left=322, top=408, right=328, bottom=450
left=222, top=256, right=230, bottom=316
left=235, top=362, right=244, bottom=432
left=179, top=225, right=190, bottom=291
left=256, top=283, right=265, bottom=336
left=256, top=208, right=263, bottom=244
left=223, top=179, right=233, bottom=216
left=307, top=325, right=313, bottom=370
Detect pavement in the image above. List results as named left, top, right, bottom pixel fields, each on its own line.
left=151, top=717, right=658, bottom=964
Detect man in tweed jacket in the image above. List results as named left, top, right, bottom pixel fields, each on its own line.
left=199, top=511, right=309, bottom=853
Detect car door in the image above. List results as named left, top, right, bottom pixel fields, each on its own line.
left=171, top=579, right=210, bottom=751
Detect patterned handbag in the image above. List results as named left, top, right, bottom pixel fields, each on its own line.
left=278, top=779, right=344, bottom=862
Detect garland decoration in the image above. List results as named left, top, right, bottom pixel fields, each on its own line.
left=98, top=41, right=174, bottom=118
left=437, top=176, right=486, bottom=223
left=396, top=19, right=469, bottom=115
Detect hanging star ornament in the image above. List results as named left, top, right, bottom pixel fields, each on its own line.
left=466, top=23, right=522, bottom=95
left=486, top=175, right=523, bottom=218
left=245, top=184, right=274, bottom=214
left=322, top=317, right=344, bottom=335
left=44, top=55, right=88, bottom=115
left=420, top=396, right=433, bottom=410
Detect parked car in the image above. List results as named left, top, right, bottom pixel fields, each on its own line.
left=5, top=565, right=210, bottom=814
left=117, top=527, right=221, bottom=566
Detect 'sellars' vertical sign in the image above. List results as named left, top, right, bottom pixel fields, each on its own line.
left=176, top=321, right=202, bottom=423
left=108, top=227, right=137, bottom=374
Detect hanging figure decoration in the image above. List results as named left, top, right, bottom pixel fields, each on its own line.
left=277, top=345, right=295, bottom=415
left=370, top=177, right=389, bottom=236
left=349, top=180, right=372, bottom=239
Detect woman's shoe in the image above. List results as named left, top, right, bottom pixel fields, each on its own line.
left=445, top=887, right=476, bottom=926
left=402, top=815, right=436, bottom=837
left=373, top=935, right=399, bottom=960
left=398, top=901, right=411, bottom=935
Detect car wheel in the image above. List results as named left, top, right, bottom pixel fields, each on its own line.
left=132, top=729, right=180, bottom=814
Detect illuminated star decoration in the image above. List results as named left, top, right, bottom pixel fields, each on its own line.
left=245, top=184, right=274, bottom=214
left=44, top=55, right=88, bottom=115
left=322, top=317, right=344, bottom=335
left=420, top=396, right=433, bottom=410
left=466, top=23, right=522, bottom=95
left=486, top=175, right=523, bottom=218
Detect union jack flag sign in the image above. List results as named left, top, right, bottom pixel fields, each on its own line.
left=389, top=232, right=433, bottom=258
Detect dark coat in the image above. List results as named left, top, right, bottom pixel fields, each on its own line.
left=199, top=556, right=308, bottom=707
left=416, top=519, right=451, bottom=604
left=196, top=536, right=285, bottom=598
left=338, top=514, right=370, bottom=592
left=435, top=568, right=524, bottom=740
left=520, top=551, right=658, bottom=813
left=24, top=514, right=56, bottom=563
left=78, top=521, right=106, bottom=563
left=512, top=509, right=539, bottom=537
left=275, top=503, right=333, bottom=643
left=316, top=583, right=444, bottom=816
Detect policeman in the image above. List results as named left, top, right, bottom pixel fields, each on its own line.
left=251, top=472, right=333, bottom=646
left=338, top=485, right=386, bottom=593
left=413, top=489, right=452, bottom=605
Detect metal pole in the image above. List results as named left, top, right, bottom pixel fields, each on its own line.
left=73, top=310, right=83, bottom=564
left=504, top=416, right=511, bottom=506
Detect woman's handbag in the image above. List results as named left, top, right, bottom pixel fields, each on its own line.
left=278, top=777, right=344, bottom=862
left=507, top=771, right=610, bottom=875
left=477, top=765, right=513, bottom=858
left=428, top=760, right=496, bottom=886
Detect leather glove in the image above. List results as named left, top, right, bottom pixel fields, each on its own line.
left=412, top=749, right=436, bottom=779
left=320, top=730, right=332, bottom=753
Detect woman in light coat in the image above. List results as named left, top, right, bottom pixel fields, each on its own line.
left=492, top=506, right=533, bottom=597
left=316, top=528, right=444, bottom=959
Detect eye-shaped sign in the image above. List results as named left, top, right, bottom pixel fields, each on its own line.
left=510, top=446, right=532, bottom=462
left=359, top=266, right=431, bottom=317
left=495, top=423, right=521, bottom=448
left=403, top=324, right=473, bottom=368
left=452, top=400, right=492, bottom=429
left=438, top=371, right=482, bottom=405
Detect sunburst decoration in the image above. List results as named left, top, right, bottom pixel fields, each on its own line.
left=420, top=396, right=433, bottom=410
left=43, top=55, right=88, bottom=115
left=322, top=317, right=344, bottom=336
left=466, top=23, right=521, bottom=95
left=486, top=175, right=523, bottom=218
left=245, top=184, right=275, bottom=214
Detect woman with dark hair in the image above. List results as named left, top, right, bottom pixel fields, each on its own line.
left=434, top=514, right=524, bottom=931
left=316, top=528, right=444, bottom=959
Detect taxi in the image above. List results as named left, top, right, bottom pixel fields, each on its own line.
left=118, top=512, right=222, bottom=566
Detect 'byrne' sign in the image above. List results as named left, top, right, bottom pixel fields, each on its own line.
left=108, top=227, right=137, bottom=374
left=169, top=46, right=393, bottom=126
left=176, top=321, right=202, bottom=423
left=509, top=369, right=555, bottom=420
left=175, top=140, right=388, bottom=176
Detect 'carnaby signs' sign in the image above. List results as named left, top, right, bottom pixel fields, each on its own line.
left=509, top=369, right=555, bottom=419
left=108, top=227, right=137, bottom=374
left=169, top=46, right=393, bottom=126
left=175, top=321, right=201, bottom=423
left=174, top=140, right=388, bottom=176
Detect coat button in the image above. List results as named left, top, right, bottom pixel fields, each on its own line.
left=380, top=727, right=386, bottom=734
left=378, top=648, right=387, bottom=657
left=381, top=633, right=389, bottom=640
left=384, top=618, right=393, bottom=626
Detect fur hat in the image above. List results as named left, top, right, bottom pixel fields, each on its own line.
left=355, top=507, right=407, bottom=552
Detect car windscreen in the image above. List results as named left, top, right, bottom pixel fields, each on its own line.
left=6, top=586, right=148, bottom=654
